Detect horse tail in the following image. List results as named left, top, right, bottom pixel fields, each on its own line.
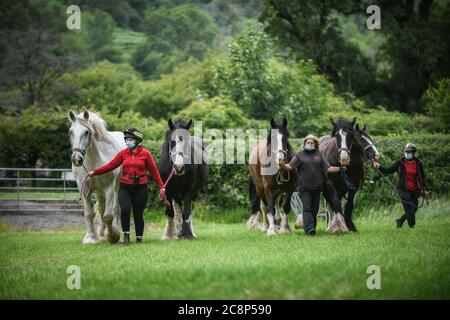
left=248, top=176, right=260, bottom=215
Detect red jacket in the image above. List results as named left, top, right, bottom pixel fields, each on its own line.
left=93, top=146, right=164, bottom=188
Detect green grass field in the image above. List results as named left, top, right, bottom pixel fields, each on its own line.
left=0, top=200, right=449, bottom=300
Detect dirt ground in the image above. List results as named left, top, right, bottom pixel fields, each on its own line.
left=0, top=211, right=85, bottom=230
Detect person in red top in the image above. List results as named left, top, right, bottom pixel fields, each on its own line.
left=373, top=143, right=429, bottom=229
left=88, top=128, right=165, bottom=245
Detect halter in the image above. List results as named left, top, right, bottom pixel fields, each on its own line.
left=71, top=120, right=92, bottom=157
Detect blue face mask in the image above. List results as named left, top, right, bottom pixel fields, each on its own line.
left=404, top=152, right=413, bottom=160
left=126, top=140, right=136, bottom=149
left=304, top=144, right=315, bottom=151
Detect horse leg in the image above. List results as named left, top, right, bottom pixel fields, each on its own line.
left=103, top=187, right=121, bottom=244
left=178, top=192, right=196, bottom=239
left=246, top=195, right=261, bottom=230
left=265, top=191, right=277, bottom=236
left=94, top=193, right=107, bottom=241
left=260, top=202, right=269, bottom=232
left=274, top=195, right=282, bottom=227
left=325, top=183, right=349, bottom=234
left=82, top=197, right=98, bottom=244
left=173, top=199, right=183, bottom=236
left=344, top=189, right=357, bottom=232
left=280, top=193, right=292, bottom=234
left=162, top=193, right=175, bottom=240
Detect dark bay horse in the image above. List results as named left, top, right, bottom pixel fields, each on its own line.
left=247, top=118, right=297, bottom=235
left=320, top=118, right=380, bottom=233
left=158, top=119, right=209, bottom=239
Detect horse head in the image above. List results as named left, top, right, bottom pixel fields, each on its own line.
left=167, top=118, right=193, bottom=176
left=330, top=117, right=357, bottom=166
left=68, top=110, right=93, bottom=167
left=269, top=117, right=290, bottom=169
left=355, top=123, right=380, bottom=162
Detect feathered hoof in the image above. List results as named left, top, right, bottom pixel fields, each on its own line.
left=260, top=223, right=269, bottom=233
left=246, top=216, right=260, bottom=230
left=266, top=227, right=278, bottom=236
left=177, top=221, right=197, bottom=240
left=279, top=225, right=292, bottom=234
left=83, top=232, right=98, bottom=244
left=327, top=214, right=349, bottom=234
left=294, top=215, right=304, bottom=229
left=105, top=227, right=121, bottom=243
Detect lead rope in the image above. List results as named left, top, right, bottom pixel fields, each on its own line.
left=159, top=168, right=175, bottom=207
left=79, top=164, right=94, bottom=205
left=376, top=167, right=427, bottom=209
left=276, top=167, right=290, bottom=185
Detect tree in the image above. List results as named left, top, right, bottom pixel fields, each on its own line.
left=0, top=30, right=79, bottom=111
left=131, top=4, right=218, bottom=79
left=260, top=0, right=376, bottom=98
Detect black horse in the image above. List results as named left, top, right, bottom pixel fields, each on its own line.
left=158, top=119, right=209, bottom=239
left=319, top=118, right=379, bottom=233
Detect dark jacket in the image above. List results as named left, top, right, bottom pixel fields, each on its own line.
left=378, top=157, right=427, bottom=192
left=288, top=149, right=330, bottom=191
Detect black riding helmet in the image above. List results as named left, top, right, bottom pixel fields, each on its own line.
left=123, top=127, right=143, bottom=142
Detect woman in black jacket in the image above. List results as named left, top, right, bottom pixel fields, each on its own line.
left=373, top=143, right=429, bottom=228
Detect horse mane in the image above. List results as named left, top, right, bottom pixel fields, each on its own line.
left=75, top=111, right=109, bottom=141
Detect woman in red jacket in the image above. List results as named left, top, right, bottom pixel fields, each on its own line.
left=88, top=128, right=165, bottom=245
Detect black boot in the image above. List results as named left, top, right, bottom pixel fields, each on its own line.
left=396, top=218, right=404, bottom=228
left=121, top=232, right=130, bottom=245
left=136, top=236, right=143, bottom=245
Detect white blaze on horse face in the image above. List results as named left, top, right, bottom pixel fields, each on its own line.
left=174, top=134, right=184, bottom=172
left=362, top=135, right=380, bottom=159
left=70, top=121, right=90, bottom=167
left=339, top=128, right=350, bottom=164
left=275, top=130, right=285, bottom=165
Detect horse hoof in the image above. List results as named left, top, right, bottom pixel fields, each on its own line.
left=279, top=226, right=292, bottom=234
left=246, top=217, right=260, bottom=230
left=177, top=233, right=196, bottom=240
left=106, top=228, right=120, bottom=244
left=267, top=228, right=277, bottom=236
left=83, top=233, right=98, bottom=244
left=294, top=216, right=304, bottom=229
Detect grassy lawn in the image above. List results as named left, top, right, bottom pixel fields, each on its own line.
left=0, top=201, right=449, bottom=300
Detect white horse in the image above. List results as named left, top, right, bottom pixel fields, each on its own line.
left=68, top=110, right=125, bottom=244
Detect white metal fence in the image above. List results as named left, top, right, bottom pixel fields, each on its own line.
left=0, top=168, right=83, bottom=213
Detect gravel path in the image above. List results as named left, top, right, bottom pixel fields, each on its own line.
left=0, top=211, right=85, bottom=230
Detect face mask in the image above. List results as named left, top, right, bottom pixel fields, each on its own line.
left=304, top=144, right=315, bottom=151
left=404, top=152, right=413, bottom=160
left=126, top=140, right=136, bottom=149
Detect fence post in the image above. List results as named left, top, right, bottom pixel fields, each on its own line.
left=63, top=171, right=67, bottom=212
left=16, top=169, right=20, bottom=212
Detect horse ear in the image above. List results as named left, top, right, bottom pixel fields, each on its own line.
left=355, top=123, right=360, bottom=131
left=68, top=110, right=76, bottom=122
left=270, top=118, right=276, bottom=128
left=330, top=118, right=336, bottom=127
left=351, top=117, right=357, bottom=126
left=187, top=119, right=193, bottom=130
left=168, top=118, right=175, bottom=130
left=363, top=124, right=367, bottom=131
left=83, top=110, right=89, bottom=121
left=282, top=117, right=288, bottom=128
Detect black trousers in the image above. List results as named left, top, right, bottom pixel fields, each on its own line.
left=399, top=189, right=420, bottom=227
left=118, top=183, right=148, bottom=237
left=300, top=189, right=321, bottom=234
